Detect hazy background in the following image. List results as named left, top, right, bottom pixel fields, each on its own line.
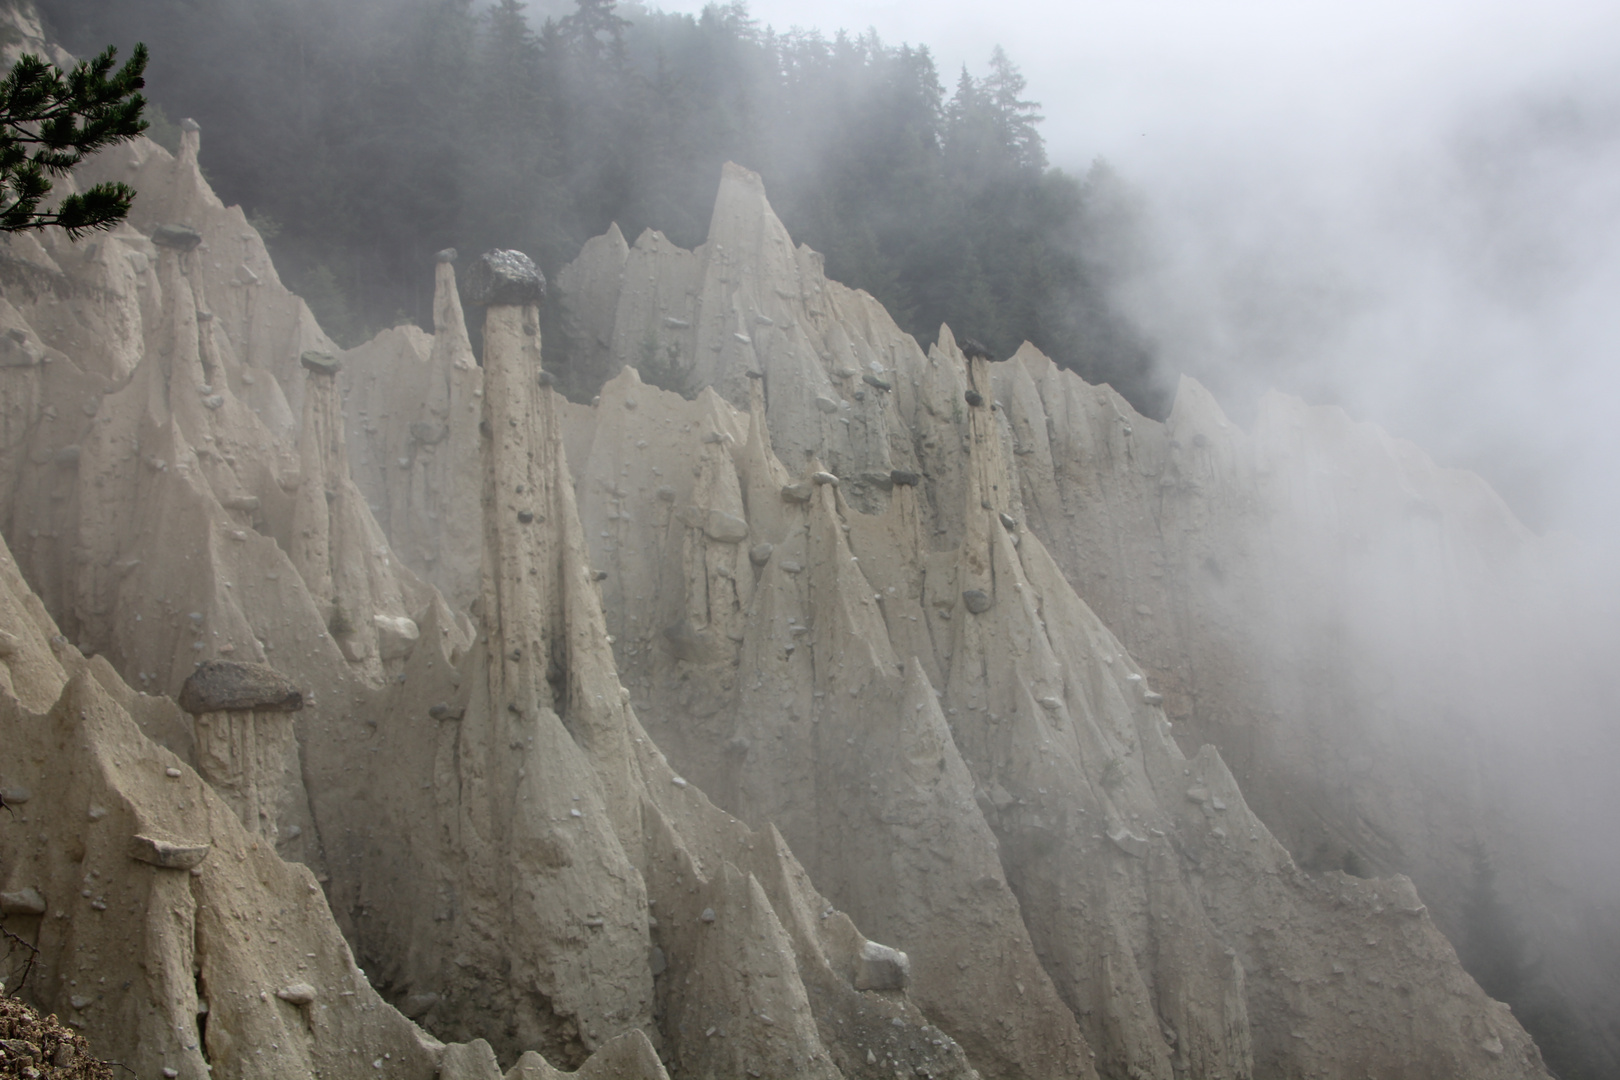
left=653, top=0, right=1620, bottom=535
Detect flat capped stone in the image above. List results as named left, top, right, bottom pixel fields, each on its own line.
left=780, top=483, right=813, bottom=504
left=178, top=660, right=303, bottom=715
left=151, top=224, right=202, bottom=251
left=299, top=350, right=340, bottom=376
left=131, top=834, right=211, bottom=870
left=435, top=247, right=458, bottom=264
left=0, top=887, right=46, bottom=915
left=276, top=983, right=318, bottom=1006
left=962, top=589, right=992, bottom=615
left=856, top=471, right=894, bottom=492
left=854, top=940, right=911, bottom=991
left=464, top=249, right=545, bottom=306
left=179, top=117, right=200, bottom=133
left=703, top=510, right=750, bottom=544
left=1108, top=826, right=1150, bottom=859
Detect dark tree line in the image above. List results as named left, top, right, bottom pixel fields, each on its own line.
left=37, top=0, right=1163, bottom=412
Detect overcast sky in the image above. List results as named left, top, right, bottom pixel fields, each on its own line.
left=647, top=0, right=1620, bottom=534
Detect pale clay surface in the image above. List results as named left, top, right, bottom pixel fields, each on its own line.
left=0, top=36, right=1575, bottom=1079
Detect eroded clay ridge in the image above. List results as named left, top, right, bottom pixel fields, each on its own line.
left=1, top=120, right=989, bottom=1079
left=535, top=160, right=1619, bottom=1076
left=349, top=165, right=1551, bottom=1075
left=0, top=76, right=1561, bottom=1080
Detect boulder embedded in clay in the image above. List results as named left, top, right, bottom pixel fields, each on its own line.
left=854, top=940, right=911, bottom=991
left=300, top=349, right=341, bottom=375
left=373, top=613, right=420, bottom=661
left=129, top=834, right=211, bottom=870
left=177, top=660, right=303, bottom=714
left=150, top=223, right=201, bottom=250
left=465, top=249, right=545, bottom=306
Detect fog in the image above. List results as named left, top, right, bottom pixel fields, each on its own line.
left=660, top=0, right=1620, bottom=535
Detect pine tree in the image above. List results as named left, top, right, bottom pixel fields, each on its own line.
left=0, top=43, right=147, bottom=236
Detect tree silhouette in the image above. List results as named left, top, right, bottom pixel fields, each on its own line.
left=0, top=42, right=147, bottom=236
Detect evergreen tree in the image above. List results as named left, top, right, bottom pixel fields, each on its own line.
left=36, top=0, right=1163, bottom=409
left=0, top=43, right=147, bottom=235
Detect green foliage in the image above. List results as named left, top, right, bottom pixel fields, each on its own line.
left=294, top=264, right=367, bottom=348
left=141, top=99, right=178, bottom=153
left=1462, top=845, right=1529, bottom=1003
left=637, top=331, right=691, bottom=397
left=0, top=42, right=147, bottom=237
left=37, top=0, right=1163, bottom=412
left=245, top=208, right=281, bottom=241
left=1455, top=844, right=1606, bottom=1079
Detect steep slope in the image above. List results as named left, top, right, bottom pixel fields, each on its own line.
left=0, top=23, right=1589, bottom=1073
left=0, top=117, right=988, bottom=1078
left=523, top=163, right=1554, bottom=1079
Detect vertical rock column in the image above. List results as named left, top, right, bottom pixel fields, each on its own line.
left=430, top=248, right=484, bottom=611
left=177, top=659, right=305, bottom=837
left=459, top=250, right=654, bottom=1063
left=290, top=350, right=344, bottom=635
left=472, top=250, right=567, bottom=739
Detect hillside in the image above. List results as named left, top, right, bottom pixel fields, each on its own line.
left=0, top=73, right=1599, bottom=1077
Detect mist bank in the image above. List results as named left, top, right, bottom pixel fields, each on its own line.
left=38, top=0, right=1163, bottom=413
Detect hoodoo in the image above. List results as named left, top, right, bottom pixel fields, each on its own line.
left=0, top=21, right=1605, bottom=1074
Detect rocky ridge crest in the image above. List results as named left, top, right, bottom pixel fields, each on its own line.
left=0, top=113, right=1573, bottom=1080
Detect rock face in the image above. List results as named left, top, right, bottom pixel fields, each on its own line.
left=0, top=103, right=981, bottom=1078
left=0, top=26, right=1590, bottom=1079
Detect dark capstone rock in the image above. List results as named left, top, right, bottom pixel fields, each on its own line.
left=435, top=247, right=458, bottom=264
left=151, top=224, right=202, bottom=251
left=409, top=421, right=447, bottom=445
left=962, top=589, right=992, bottom=615
left=517, top=510, right=534, bottom=524
left=428, top=703, right=450, bottom=720
left=130, top=834, right=210, bottom=870
left=662, top=619, right=716, bottom=663
left=464, top=249, right=545, bottom=306
left=745, top=369, right=764, bottom=380
left=780, top=483, right=813, bottom=504
left=592, top=570, right=609, bottom=582
left=858, top=471, right=894, bottom=491
left=999, top=512, right=1018, bottom=531
left=854, top=940, right=911, bottom=991
left=300, top=350, right=340, bottom=376
left=178, top=660, right=303, bottom=715
left=964, top=390, right=984, bottom=408
left=537, top=370, right=555, bottom=387
left=862, top=373, right=891, bottom=392
left=179, top=117, right=200, bottom=133
left=749, top=543, right=774, bottom=566
left=890, top=470, right=920, bottom=487
left=961, top=337, right=992, bottom=361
